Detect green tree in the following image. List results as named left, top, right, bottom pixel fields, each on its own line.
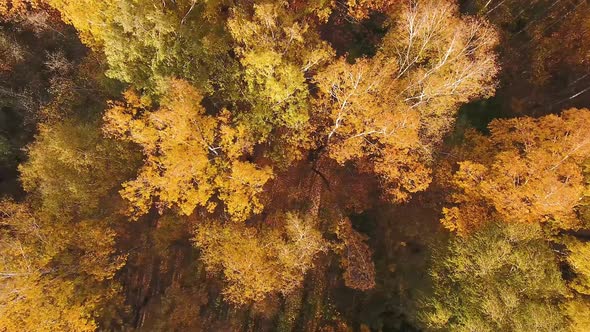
left=48, top=0, right=237, bottom=94
left=19, top=118, right=140, bottom=219
left=227, top=2, right=333, bottom=142
left=423, top=222, right=568, bottom=332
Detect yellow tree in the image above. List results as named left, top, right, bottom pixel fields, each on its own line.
left=380, top=0, right=498, bottom=144
left=45, top=0, right=112, bottom=46
left=226, top=1, right=335, bottom=164
left=193, top=212, right=327, bottom=305
left=563, top=236, right=590, bottom=292
left=7, top=114, right=137, bottom=330
left=442, top=108, right=590, bottom=234
left=0, top=200, right=126, bottom=332
left=561, top=235, right=590, bottom=332
left=314, top=0, right=498, bottom=202
left=103, top=80, right=273, bottom=221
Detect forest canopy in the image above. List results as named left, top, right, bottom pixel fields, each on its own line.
left=1, top=0, right=590, bottom=331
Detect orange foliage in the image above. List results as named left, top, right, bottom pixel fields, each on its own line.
left=442, top=108, right=590, bottom=234
left=103, top=80, right=273, bottom=221
left=347, top=0, right=399, bottom=19
left=315, top=56, right=431, bottom=202
left=0, top=0, right=39, bottom=19
left=314, top=0, right=498, bottom=202
left=336, top=218, right=376, bottom=290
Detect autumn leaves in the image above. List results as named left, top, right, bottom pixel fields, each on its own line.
left=441, top=109, right=590, bottom=234
left=100, top=0, right=499, bottom=226
left=103, top=81, right=273, bottom=222
left=93, top=0, right=502, bottom=305
left=33, top=0, right=588, bottom=311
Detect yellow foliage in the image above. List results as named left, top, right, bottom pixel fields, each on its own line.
left=314, top=0, right=497, bottom=202
left=564, top=297, right=590, bottom=332
left=193, top=213, right=326, bottom=305
left=442, top=109, right=590, bottom=234
left=19, top=119, right=140, bottom=219
left=226, top=1, right=333, bottom=162
left=104, top=80, right=273, bottom=221
left=564, top=236, right=590, bottom=296
left=45, top=0, right=113, bottom=46
left=216, top=161, right=274, bottom=222
left=0, top=201, right=124, bottom=331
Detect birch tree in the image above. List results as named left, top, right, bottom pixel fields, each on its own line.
left=442, top=108, right=590, bottom=234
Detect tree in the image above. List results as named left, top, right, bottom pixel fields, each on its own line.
left=346, top=0, right=399, bottom=20
left=314, top=55, right=431, bottom=202
left=532, top=1, right=590, bottom=84
left=459, top=0, right=590, bottom=117
left=48, top=0, right=237, bottom=94
left=422, top=222, right=568, bottom=332
left=0, top=200, right=126, bottom=331
left=442, top=108, right=590, bottom=234
left=378, top=0, right=498, bottom=144
left=0, top=30, right=25, bottom=72
left=7, top=109, right=138, bottom=329
left=561, top=236, right=590, bottom=331
left=335, top=217, right=376, bottom=290
left=193, top=212, right=327, bottom=305
left=103, top=80, right=273, bottom=221
left=226, top=1, right=334, bottom=164
left=563, top=236, right=590, bottom=296
left=313, top=0, right=498, bottom=202
left=19, top=118, right=140, bottom=219
left=563, top=297, right=590, bottom=332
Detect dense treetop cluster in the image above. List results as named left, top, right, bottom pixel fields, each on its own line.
left=1, top=0, right=590, bottom=331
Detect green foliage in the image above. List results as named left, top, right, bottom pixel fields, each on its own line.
left=423, top=222, right=569, bottom=332
left=50, top=0, right=238, bottom=94
left=227, top=2, right=333, bottom=139
left=4, top=117, right=138, bottom=330
left=19, top=119, right=140, bottom=218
